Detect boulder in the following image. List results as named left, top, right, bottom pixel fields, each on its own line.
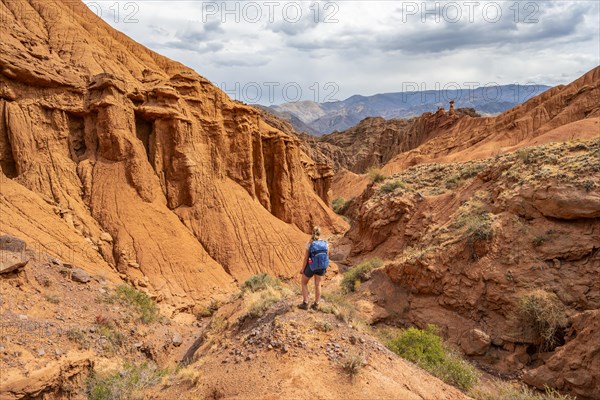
left=0, top=252, right=29, bottom=274
left=460, top=328, right=491, bottom=356
left=172, top=333, right=183, bottom=347
left=70, top=268, right=91, bottom=283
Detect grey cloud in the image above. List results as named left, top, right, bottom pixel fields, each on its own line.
left=93, top=0, right=599, bottom=105
left=176, top=20, right=224, bottom=42
left=265, top=4, right=325, bottom=36
left=377, top=2, right=589, bottom=54
left=149, top=25, right=169, bottom=37
left=166, top=20, right=226, bottom=53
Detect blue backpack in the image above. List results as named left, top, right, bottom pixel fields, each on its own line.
left=308, top=240, right=329, bottom=271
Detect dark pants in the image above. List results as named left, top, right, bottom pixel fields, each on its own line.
left=303, top=264, right=325, bottom=278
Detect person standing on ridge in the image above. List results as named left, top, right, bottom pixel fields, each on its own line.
left=298, top=226, right=330, bottom=310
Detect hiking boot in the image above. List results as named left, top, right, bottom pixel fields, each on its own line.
left=310, top=302, right=319, bottom=311
left=297, top=302, right=309, bottom=310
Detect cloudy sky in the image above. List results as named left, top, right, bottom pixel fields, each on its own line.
left=89, top=1, right=600, bottom=105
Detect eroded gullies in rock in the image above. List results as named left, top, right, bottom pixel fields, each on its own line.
left=0, top=0, right=598, bottom=399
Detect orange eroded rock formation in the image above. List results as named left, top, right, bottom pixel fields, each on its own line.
left=0, top=0, right=345, bottom=305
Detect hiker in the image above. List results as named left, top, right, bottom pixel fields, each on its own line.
left=298, top=226, right=329, bottom=310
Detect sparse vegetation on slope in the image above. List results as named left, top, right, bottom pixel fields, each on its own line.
left=341, top=258, right=383, bottom=293
left=241, top=273, right=282, bottom=292
left=451, top=200, right=494, bottom=242
left=368, top=167, right=386, bottom=183
left=340, top=351, right=366, bottom=376
left=519, top=290, right=567, bottom=351
left=111, top=284, right=160, bottom=324
left=332, top=196, right=353, bottom=214
left=335, top=137, right=600, bottom=399
left=87, top=362, right=169, bottom=400
left=321, top=291, right=359, bottom=323
left=387, top=325, right=479, bottom=391
left=241, top=273, right=292, bottom=320
left=380, top=180, right=406, bottom=193
left=376, top=139, right=600, bottom=198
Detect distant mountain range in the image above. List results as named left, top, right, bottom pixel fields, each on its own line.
left=259, top=84, right=551, bottom=135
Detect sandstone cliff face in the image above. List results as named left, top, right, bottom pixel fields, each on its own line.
left=310, top=108, right=479, bottom=174
left=257, top=108, right=336, bottom=205
left=0, top=0, right=345, bottom=305
left=336, top=138, right=600, bottom=398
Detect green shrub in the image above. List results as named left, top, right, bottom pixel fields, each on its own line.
left=315, top=320, right=333, bottom=332
left=387, top=325, right=445, bottom=365
left=332, top=197, right=353, bottom=214
left=241, top=273, right=280, bottom=292
left=113, top=285, right=159, bottom=324
left=87, top=362, right=168, bottom=400
left=332, top=196, right=345, bottom=213
left=519, top=290, right=567, bottom=351
left=321, top=291, right=357, bottom=323
left=517, top=148, right=534, bottom=164
left=367, top=168, right=386, bottom=183
left=452, top=203, right=493, bottom=242
left=341, top=258, right=383, bottom=293
left=341, top=351, right=365, bottom=376
left=380, top=180, right=405, bottom=193
left=429, top=351, right=479, bottom=391
left=532, top=235, right=549, bottom=247
left=387, top=325, right=479, bottom=391
left=196, top=299, right=220, bottom=318
left=65, top=327, right=90, bottom=349
left=445, top=175, right=461, bottom=189
left=97, top=324, right=126, bottom=353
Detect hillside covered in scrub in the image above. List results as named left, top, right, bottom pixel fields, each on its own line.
left=0, top=0, right=599, bottom=399
left=330, top=136, right=600, bottom=399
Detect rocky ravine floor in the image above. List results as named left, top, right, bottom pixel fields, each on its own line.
left=1, top=234, right=472, bottom=399
left=152, top=286, right=471, bottom=400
